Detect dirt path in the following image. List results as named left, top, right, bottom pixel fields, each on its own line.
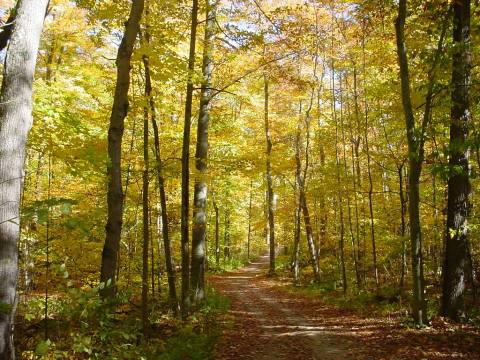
left=210, top=256, right=480, bottom=360
left=210, top=255, right=352, bottom=360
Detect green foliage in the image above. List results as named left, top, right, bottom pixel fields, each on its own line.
left=0, top=301, right=12, bottom=315
left=34, top=339, right=52, bottom=357
left=158, top=326, right=217, bottom=360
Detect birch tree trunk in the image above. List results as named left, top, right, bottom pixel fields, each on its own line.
left=100, top=0, right=144, bottom=298
left=0, top=0, right=49, bottom=357
left=191, top=0, right=218, bottom=304
left=247, top=181, right=253, bottom=262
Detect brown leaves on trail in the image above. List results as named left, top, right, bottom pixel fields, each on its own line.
left=210, top=260, right=480, bottom=360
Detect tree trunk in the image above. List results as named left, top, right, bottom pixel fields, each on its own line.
left=224, top=209, right=230, bottom=260
left=264, top=74, right=275, bottom=275
left=150, top=99, right=177, bottom=312
left=299, top=192, right=321, bottom=283
left=292, top=189, right=301, bottom=284
left=398, top=163, right=407, bottom=290
left=180, top=0, right=199, bottom=319
left=101, top=0, right=144, bottom=298
left=395, top=0, right=427, bottom=325
left=335, top=126, right=347, bottom=294
left=295, top=106, right=320, bottom=283
left=340, top=76, right=360, bottom=288
left=141, top=80, right=149, bottom=336
left=330, top=36, right=347, bottom=294
left=214, top=201, right=220, bottom=266
left=0, top=0, right=49, bottom=357
left=442, top=0, right=471, bottom=322
left=361, top=37, right=379, bottom=289
left=318, top=145, right=327, bottom=263
left=247, top=180, right=253, bottom=262
left=352, top=67, right=366, bottom=285
left=191, top=0, right=217, bottom=304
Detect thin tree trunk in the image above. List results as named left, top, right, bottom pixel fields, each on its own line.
left=264, top=74, right=275, bottom=275
left=318, top=145, right=327, bottom=263
left=295, top=104, right=321, bottom=283
left=332, top=81, right=347, bottom=294
left=0, top=0, right=49, bottom=357
left=101, top=0, right=145, bottom=298
left=180, top=0, right=199, bottom=319
left=144, top=50, right=178, bottom=312
left=214, top=200, right=220, bottom=267
left=396, top=3, right=426, bottom=324
left=292, top=182, right=301, bottom=284
left=44, top=155, right=52, bottom=341
left=398, top=163, right=407, bottom=290
left=224, top=209, right=230, bottom=260
left=361, top=37, right=379, bottom=289
left=340, top=76, right=360, bottom=289
left=141, top=87, right=149, bottom=336
left=442, top=0, right=471, bottom=321
left=247, top=180, right=253, bottom=262
left=149, top=201, right=155, bottom=297
left=191, top=0, right=217, bottom=304
left=330, top=18, right=347, bottom=293
left=155, top=199, right=163, bottom=294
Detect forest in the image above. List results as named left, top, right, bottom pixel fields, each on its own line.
left=0, top=0, right=479, bottom=359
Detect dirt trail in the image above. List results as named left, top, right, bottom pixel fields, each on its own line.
left=210, top=255, right=352, bottom=360
left=210, top=255, right=480, bottom=360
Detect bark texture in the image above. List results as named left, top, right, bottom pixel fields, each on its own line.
left=100, top=0, right=144, bottom=298
left=0, top=0, right=49, bottom=357
left=181, top=0, right=199, bottom=319
left=142, top=46, right=150, bottom=334
left=394, top=0, right=446, bottom=325
left=395, top=0, right=426, bottom=324
left=442, top=0, right=471, bottom=321
left=191, top=0, right=218, bottom=304
left=264, top=75, right=275, bottom=275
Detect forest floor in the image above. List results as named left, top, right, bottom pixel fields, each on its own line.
left=210, top=255, right=480, bottom=360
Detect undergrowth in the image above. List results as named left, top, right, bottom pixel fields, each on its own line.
left=16, top=265, right=230, bottom=359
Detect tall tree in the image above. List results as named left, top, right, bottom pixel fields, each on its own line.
left=145, top=47, right=178, bottom=313
left=295, top=111, right=321, bottom=283
left=181, top=0, right=199, bottom=319
left=191, top=0, right=218, bottom=304
left=0, top=0, right=49, bottom=357
left=442, top=0, right=471, bottom=321
left=141, top=37, right=150, bottom=335
left=100, top=0, right=145, bottom=298
left=395, top=0, right=447, bottom=325
left=264, top=74, right=275, bottom=275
